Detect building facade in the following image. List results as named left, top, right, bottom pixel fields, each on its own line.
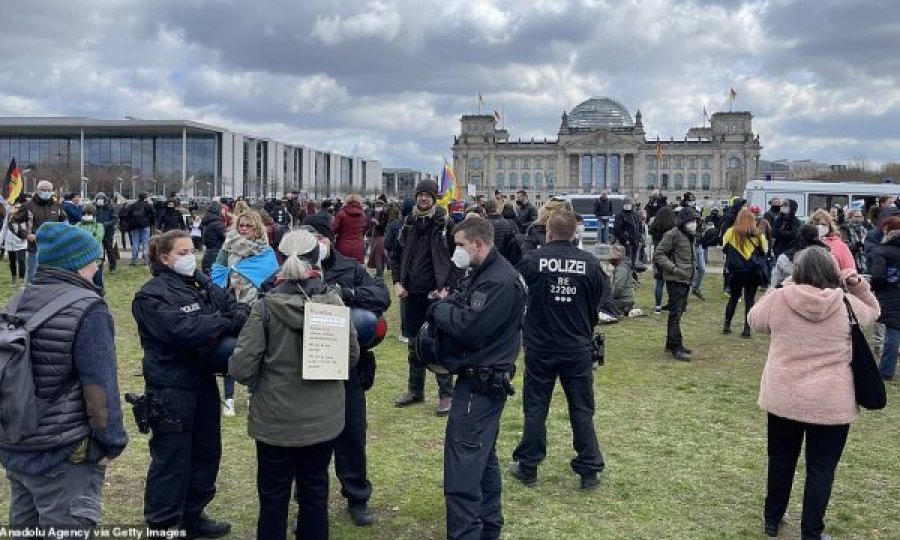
left=452, top=97, right=761, bottom=203
left=0, top=117, right=382, bottom=200
left=381, top=168, right=439, bottom=198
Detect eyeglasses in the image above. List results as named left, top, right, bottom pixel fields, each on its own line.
left=237, top=223, right=253, bottom=229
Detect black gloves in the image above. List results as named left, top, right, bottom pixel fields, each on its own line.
left=229, top=303, right=251, bottom=335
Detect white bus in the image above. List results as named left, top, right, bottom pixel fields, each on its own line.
left=743, top=180, right=900, bottom=218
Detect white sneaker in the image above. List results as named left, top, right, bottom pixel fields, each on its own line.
left=398, top=335, right=409, bottom=344
left=223, top=399, right=235, bottom=417
left=628, top=308, right=647, bottom=318
left=597, top=311, right=619, bottom=324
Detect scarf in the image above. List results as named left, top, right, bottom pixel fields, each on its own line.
left=223, top=230, right=269, bottom=258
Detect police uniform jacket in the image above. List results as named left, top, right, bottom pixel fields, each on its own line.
left=133, top=263, right=245, bottom=389
left=519, top=240, right=605, bottom=356
left=430, top=249, right=526, bottom=374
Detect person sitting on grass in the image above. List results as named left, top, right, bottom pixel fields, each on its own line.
left=609, top=245, right=645, bottom=317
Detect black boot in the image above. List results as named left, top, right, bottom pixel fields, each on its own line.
left=183, top=514, right=231, bottom=539
left=741, top=324, right=752, bottom=338
left=722, top=321, right=731, bottom=335
left=348, top=502, right=375, bottom=526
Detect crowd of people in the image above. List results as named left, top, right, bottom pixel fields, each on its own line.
left=0, top=179, right=897, bottom=540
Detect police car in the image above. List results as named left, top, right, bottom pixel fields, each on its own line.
left=555, top=193, right=627, bottom=243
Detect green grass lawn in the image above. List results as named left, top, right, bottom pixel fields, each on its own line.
left=1, top=264, right=899, bottom=539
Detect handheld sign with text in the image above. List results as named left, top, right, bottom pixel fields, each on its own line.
left=302, top=302, right=351, bottom=380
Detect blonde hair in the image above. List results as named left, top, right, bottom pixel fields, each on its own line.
left=232, top=199, right=250, bottom=217
left=345, top=193, right=362, bottom=205
left=537, top=200, right=566, bottom=225
left=278, top=229, right=318, bottom=282
left=809, top=209, right=836, bottom=235
left=234, top=210, right=266, bottom=240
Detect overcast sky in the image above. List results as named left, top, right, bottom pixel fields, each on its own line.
left=1, top=0, right=898, bottom=173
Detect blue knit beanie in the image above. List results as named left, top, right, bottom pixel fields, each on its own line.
left=36, top=222, right=103, bottom=272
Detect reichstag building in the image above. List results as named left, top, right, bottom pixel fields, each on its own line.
left=452, top=97, right=761, bottom=202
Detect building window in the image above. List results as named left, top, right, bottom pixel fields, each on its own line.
left=674, top=173, right=684, bottom=190
left=661, top=157, right=669, bottom=170
left=689, top=157, right=697, bottom=170
left=647, top=173, right=657, bottom=189
left=581, top=155, right=592, bottom=193
left=510, top=158, right=519, bottom=170
left=470, top=157, right=482, bottom=170
left=496, top=157, right=505, bottom=169
left=675, top=156, right=683, bottom=169
left=522, top=172, right=531, bottom=189
left=687, top=173, right=697, bottom=190
left=728, top=156, right=741, bottom=169
left=546, top=173, right=556, bottom=191
left=609, top=155, right=620, bottom=193
left=661, top=173, right=669, bottom=190
left=701, top=173, right=711, bottom=190
left=534, top=172, right=544, bottom=190
left=509, top=173, right=518, bottom=190
left=702, top=156, right=712, bottom=169
left=496, top=172, right=505, bottom=189
left=535, top=157, right=543, bottom=170
left=522, top=157, right=530, bottom=169
left=547, top=157, right=557, bottom=170
left=593, top=155, right=606, bottom=190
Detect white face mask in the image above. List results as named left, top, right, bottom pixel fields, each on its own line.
left=684, top=222, right=698, bottom=233
left=173, top=254, right=196, bottom=276
left=816, top=224, right=830, bottom=237
left=780, top=206, right=790, bottom=214
left=82, top=215, right=95, bottom=223
left=96, top=199, right=106, bottom=206
left=623, top=204, right=633, bottom=211
left=318, top=241, right=330, bottom=264
left=452, top=246, right=471, bottom=269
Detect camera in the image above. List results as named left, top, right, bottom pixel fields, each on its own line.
left=592, top=334, right=605, bottom=367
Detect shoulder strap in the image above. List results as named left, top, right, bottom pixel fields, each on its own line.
left=24, top=289, right=99, bottom=332
left=843, top=295, right=859, bottom=326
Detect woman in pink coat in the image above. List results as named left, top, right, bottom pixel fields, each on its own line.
left=809, top=209, right=855, bottom=271
left=748, top=246, right=879, bottom=540
left=330, top=194, right=369, bottom=263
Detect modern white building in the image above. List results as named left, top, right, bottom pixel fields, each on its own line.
left=0, top=117, right=382, bottom=200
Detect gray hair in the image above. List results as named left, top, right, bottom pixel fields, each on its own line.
left=792, top=246, right=841, bottom=289
left=277, top=229, right=318, bottom=282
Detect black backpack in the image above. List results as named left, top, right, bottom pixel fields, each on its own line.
left=0, top=289, right=97, bottom=446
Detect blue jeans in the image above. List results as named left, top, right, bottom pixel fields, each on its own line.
left=655, top=278, right=665, bottom=308
left=597, top=218, right=611, bottom=243
left=692, top=244, right=706, bottom=291
left=26, top=250, right=38, bottom=283
left=880, top=326, right=900, bottom=378
left=130, top=226, right=151, bottom=264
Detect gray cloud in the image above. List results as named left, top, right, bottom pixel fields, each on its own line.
left=0, top=0, right=898, bottom=173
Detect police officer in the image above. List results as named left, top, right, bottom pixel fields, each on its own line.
left=132, top=230, right=248, bottom=536
left=510, top=210, right=606, bottom=490
left=262, top=221, right=391, bottom=527
left=428, top=218, right=526, bottom=540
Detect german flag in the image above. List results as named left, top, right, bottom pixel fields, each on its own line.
left=2, top=158, right=23, bottom=202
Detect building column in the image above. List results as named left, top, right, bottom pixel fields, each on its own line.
left=618, top=153, right=624, bottom=192
left=182, top=128, right=190, bottom=198
left=79, top=129, right=85, bottom=184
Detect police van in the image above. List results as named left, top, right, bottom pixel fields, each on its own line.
left=744, top=180, right=900, bottom=218
left=555, top=193, right=627, bottom=242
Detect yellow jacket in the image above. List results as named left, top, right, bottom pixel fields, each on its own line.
left=723, top=227, right=767, bottom=259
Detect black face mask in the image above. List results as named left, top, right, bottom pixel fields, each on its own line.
left=771, top=205, right=781, bottom=213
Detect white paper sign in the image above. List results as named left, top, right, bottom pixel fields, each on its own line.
left=302, top=302, right=350, bottom=380
left=467, top=183, right=477, bottom=197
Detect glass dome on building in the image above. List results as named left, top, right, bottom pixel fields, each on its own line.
left=567, top=97, right=634, bottom=129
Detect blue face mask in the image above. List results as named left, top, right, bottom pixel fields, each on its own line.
left=38, top=191, right=52, bottom=201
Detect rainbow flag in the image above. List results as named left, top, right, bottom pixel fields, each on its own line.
left=2, top=158, right=23, bottom=202
left=437, top=161, right=460, bottom=207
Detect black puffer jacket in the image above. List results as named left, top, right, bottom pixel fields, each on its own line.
left=201, top=207, right=227, bottom=250
left=870, top=230, right=900, bottom=329
left=486, top=214, right=521, bottom=265
left=521, top=222, right=546, bottom=253
left=771, top=199, right=800, bottom=257
left=133, top=264, right=247, bottom=389
left=159, top=206, right=186, bottom=232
